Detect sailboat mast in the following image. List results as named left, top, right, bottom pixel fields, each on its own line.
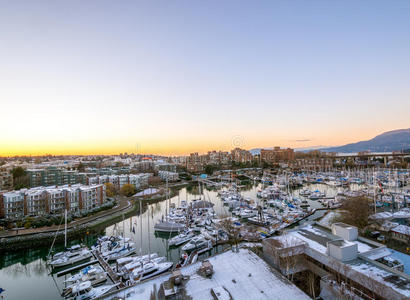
left=166, top=178, right=169, bottom=221
left=64, top=209, right=67, bottom=248
left=140, top=199, right=142, bottom=256
left=148, top=205, right=151, bottom=261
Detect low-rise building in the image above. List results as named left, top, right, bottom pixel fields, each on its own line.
left=88, top=173, right=151, bottom=190
left=0, top=183, right=106, bottom=219
left=0, top=168, right=13, bottom=190
left=158, top=170, right=179, bottom=182
left=263, top=223, right=410, bottom=300
left=390, top=225, right=410, bottom=243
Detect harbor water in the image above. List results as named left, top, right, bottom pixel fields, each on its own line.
left=0, top=183, right=343, bottom=300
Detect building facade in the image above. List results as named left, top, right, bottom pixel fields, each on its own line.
left=0, top=184, right=106, bottom=219
left=261, top=147, right=295, bottom=163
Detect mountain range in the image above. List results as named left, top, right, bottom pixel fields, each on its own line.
left=321, top=128, right=410, bottom=153
left=250, top=129, right=410, bottom=154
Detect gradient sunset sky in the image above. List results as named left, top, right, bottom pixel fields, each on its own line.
left=1, top=1, right=409, bottom=156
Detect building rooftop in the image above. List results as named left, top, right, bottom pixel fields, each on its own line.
left=286, top=224, right=410, bottom=298
left=103, top=249, right=310, bottom=300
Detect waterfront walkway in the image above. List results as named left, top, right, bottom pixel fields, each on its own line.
left=0, top=197, right=132, bottom=238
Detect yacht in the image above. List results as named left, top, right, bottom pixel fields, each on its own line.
left=129, top=261, right=173, bottom=283
left=102, top=242, right=137, bottom=261
left=119, top=256, right=166, bottom=279
left=154, top=220, right=186, bottom=233
left=65, top=281, right=115, bottom=300
left=168, top=230, right=195, bottom=247
left=64, top=265, right=107, bottom=287
left=181, top=235, right=211, bottom=252
left=50, top=248, right=92, bottom=268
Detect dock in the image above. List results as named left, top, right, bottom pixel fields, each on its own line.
left=55, top=259, right=98, bottom=277
left=92, top=250, right=125, bottom=289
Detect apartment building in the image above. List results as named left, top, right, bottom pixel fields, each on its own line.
left=0, top=184, right=106, bottom=219
left=88, top=173, right=151, bottom=190
left=231, top=148, right=253, bottom=164
left=158, top=170, right=179, bottom=182
left=261, top=147, right=295, bottom=163
left=0, top=168, right=13, bottom=191
left=26, top=167, right=87, bottom=187
left=0, top=191, right=24, bottom=219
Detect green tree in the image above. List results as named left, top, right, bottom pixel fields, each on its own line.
left=120, top=184, right=136, bottom=197
left=77, top=162, right=85, bottom=172
left=11, top=166, right=26, bottom=178
left=11, top=167, right=29, bottom=189
left=204, top=164, right=216, bottom=175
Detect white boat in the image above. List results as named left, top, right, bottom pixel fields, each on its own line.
left=129, top=261, right=173, bottom=283
left=154, top=220, right=186, bottom=233
left=102, top=242, right=137, bottom=261
left=168, top=230, right=195, bottom=247
left=64, top=265, right=107, bottom=286
left=51, top=245, right=83, bottom=260
left=181, top=235, right=211, bottom=252
left=66, top=281, right=115, bottom=300
left=50, top=248, right=92, bottom=268
left=119, top=256, right=166, bottom=279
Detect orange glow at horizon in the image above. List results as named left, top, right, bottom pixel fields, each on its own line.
left=0, top=128, right=402, bottom=157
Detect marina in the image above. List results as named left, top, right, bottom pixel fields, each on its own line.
left=0, top=171, right=408, bottom=300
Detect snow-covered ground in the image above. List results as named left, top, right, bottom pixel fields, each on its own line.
left=103, top=249, right=310, bottom=300
left=317, top=211, right=341, bottom=227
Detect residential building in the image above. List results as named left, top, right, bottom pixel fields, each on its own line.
left=88, top=173, right=151, bottom=191
left=158, top=170, right=179, bottom=182
left=26, top=167, right=87, bottom=187
left=261, top=147, right=295, bottom=163
left=0, top=168, right=13, bottom=191
left=390, top=225, right=410, bottom=243
left=230, top=148, right=253, bottom=164
left=0, top=183, right=106, bottom=219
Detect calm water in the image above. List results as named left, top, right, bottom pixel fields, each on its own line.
left=0, top=182, right=341, bottom=300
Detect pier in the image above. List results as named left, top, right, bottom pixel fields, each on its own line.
left=55, top=260, right=98, bottom=277
left=92, top=250, right=125, bottom=289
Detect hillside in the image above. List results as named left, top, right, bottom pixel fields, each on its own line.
left=322, top=128, right=410, bottom=153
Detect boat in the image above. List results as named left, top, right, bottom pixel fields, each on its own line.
left=154, top=220, right=186, bottom=233
left=129, top=261, right=173, bottom=283
left=49, top=248, right=92, bottom=268
left=65, top=281, right=115, bottom=300
left=118, top=256, right=166, bottom=279
left=181, top=235, right=212, bottom=252
left=102, top=242, right=137, bottom=261
left=64, top=265, right=107, bottom=287
left=168, top=230, right=195, bottom=247
left=154, top=180, right=186, bottom=233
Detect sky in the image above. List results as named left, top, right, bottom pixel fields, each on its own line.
left=1, top=0, right=409, bottom=156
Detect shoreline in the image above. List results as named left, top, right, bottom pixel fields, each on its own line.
left=0, top=187, right=183, bottom=252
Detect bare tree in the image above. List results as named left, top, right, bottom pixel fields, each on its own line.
left=218, top=216, right=241, bottom=252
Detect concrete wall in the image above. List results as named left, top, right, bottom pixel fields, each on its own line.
left=332, top=223, right=358, bottom=241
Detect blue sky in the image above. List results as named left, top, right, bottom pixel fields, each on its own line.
left=0, top=1, right=409, bottom=155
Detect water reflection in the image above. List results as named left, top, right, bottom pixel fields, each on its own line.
left=0, top=181, right=342, bottom=300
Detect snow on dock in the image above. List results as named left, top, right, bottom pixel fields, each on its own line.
left=102, top=249, right=310, bottom=300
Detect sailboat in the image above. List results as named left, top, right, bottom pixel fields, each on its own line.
left=154, top=179, right=186, bottom=233
left=48, top=210, right=92, bottom=268
left=129, top=205, right=173, bottom=283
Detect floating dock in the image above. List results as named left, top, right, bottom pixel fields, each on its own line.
left=92, top=250, right=125, bottom=289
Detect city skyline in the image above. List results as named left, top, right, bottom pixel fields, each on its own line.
left=1, top=1, right=410, bottom=156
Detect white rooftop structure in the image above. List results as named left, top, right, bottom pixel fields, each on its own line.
left=103, top=249, right=310, bottom=300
